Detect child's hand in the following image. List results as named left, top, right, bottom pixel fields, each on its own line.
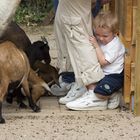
left=89, top=36, right=99, bottom=48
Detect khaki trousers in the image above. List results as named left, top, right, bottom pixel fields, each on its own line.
left=54, top=0, right=104, bottom=86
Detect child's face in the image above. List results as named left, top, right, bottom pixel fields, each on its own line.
left=94, top=27, right=115, bottom=45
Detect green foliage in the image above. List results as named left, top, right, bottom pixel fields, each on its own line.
left=15, top=0, right=54, bottom=25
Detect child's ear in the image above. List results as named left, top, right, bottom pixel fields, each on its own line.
left=115, top=32, right=119, bottom=36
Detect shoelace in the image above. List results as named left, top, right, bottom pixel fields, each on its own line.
left=81, top=90, right=93, bottom=98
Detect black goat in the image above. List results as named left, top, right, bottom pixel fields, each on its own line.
left=28, top=39, right=51, bottom=68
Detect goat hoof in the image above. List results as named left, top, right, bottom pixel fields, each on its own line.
left=6, top=97, right=13, bottom=104
left=0, top=118, right=5, bottom=124
left=33, top=105, right=41, bottom=112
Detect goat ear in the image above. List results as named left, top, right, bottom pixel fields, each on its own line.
left=56, top=67, right=60, bottom=72
left=41, top=36, right=48, bottom=44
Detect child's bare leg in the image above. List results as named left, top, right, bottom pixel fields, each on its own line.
left=86, top=83, right=109, bottom=100
left=86, top=83, right=96, bottom=90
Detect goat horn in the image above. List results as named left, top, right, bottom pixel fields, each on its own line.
left=41, top=36, right=48, bottom=44
left=41, top=82, right=52, bottom=95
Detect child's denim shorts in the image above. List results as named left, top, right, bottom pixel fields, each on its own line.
left=94, top=71, right=124, bottom=96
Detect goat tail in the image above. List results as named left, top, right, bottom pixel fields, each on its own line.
left=41, top=82, right=52, bottom=95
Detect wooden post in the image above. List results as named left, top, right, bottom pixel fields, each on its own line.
left=122, top=0, right=133, bottom=104
left=134, top=0, right=140, bottom=116
left=124, top=0, right=133, bottom=41
left=123, top=54, right=131, bottom=103
left=109, top=0, right=115, bottom=13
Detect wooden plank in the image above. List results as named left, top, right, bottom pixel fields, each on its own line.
left=131, top=0, right=137, bottom=62
left=134, top=0, right=140, bottom=116
left=133, top=0, right=137, bottom=6
left=115, top=0, right=132, bottom=42
left=124, top=55, right=131, bottom=103
left=132, top=5, right=136, bottom=45
left=131, top=63, right=135, bottom=92
left=116, top=1, right=133, bottom=106
left=116, top=0, right=125, bottom=36
left=109, top=0, right=115, bottom=13
left=124, top=0, right=133, bottom=41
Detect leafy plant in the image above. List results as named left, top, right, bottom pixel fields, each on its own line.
left=14, top=0, right=54, bottom=25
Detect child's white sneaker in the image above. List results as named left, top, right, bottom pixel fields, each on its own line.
left=66, top=90, right=107, bottom=110
left=108, top=92, right=122, bottom=109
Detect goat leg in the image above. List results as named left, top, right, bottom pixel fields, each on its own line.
left=14, top=87, right=27, bottom=109
left=22, top=80, right=40, bottom=112
left=27, top=96, right=40, bottom=112
left=0, top=102, right=5, bottom=124
left=0, top=75, right=9, bottom=123
left=6, top=91, right=14, bottom=104
left=19, top=102, right=28, bottom=109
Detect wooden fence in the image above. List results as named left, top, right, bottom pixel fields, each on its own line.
left=106, top=0, right=140, bottom=115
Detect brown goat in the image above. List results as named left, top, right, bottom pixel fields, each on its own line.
left=28, top=68, right=52, bottom=102
left=0, top=41, right=51, bottom=123
left=33, top=60, right=59, bottom=87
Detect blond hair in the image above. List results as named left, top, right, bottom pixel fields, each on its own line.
left=93, top=11, right=119, bottom=34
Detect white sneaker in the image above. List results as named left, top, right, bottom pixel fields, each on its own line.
left=59, top=82, right=87, bottom=105
left=66, top=90, right=107, bottom=110
left=50, top=76, right=72, bottom=96
left=108, top=92, right=122, bottom=109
